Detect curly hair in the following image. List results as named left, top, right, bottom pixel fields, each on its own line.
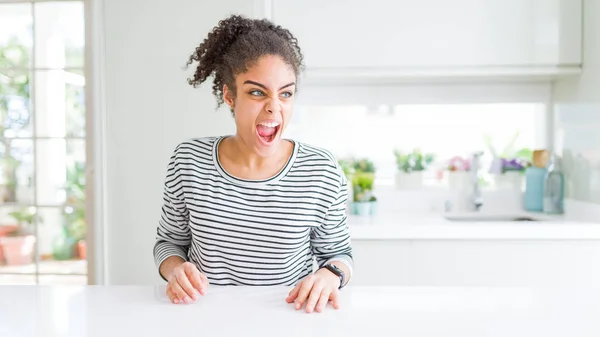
left=186, top=15, right=304, bottom=112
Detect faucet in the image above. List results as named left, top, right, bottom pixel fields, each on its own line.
left=470, top=151, right=484, bottom=211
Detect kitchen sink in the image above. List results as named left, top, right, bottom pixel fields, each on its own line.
left=443, top=213, right=540, bottom=222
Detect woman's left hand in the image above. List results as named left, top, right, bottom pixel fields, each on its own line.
left=285, top=268, right=341, bottom=313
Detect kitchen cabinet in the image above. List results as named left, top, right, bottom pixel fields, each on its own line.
left=351, top=239, right=600, bottom=287
left=269, top=0, right=582, bottom=82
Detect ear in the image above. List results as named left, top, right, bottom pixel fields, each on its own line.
left=223, top=84, right=235, bottom=109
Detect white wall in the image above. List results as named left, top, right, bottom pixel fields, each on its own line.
left=553, top=0, right=600, bottom=204
left=100, top=0, right=255, bottom=284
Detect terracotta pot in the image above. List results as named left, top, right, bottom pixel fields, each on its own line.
left=0, top=225, right=18, bottom=265
left=0, top=235, right=36, bottom=265
left=77, top=240, right=86, bottom=260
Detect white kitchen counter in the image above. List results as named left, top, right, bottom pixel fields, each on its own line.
left=349, top=213, right=600, bottom=240
left=2, top=285, right=599, bottom=337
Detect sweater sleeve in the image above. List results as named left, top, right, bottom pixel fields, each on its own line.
left=153, top=146, right=191, bottom=273
left=310, top=169, right=353, bottom=278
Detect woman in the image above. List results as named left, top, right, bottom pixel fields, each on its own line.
left=153, top=14, right=353, bottom=314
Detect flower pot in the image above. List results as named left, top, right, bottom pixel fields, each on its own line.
left=76, top=240, right=86, bottom=260
left=369, top=201, right=378, bottom=215
left=0, top=225, right=18, bottom=264
left=494, top=171, right=523, bottom=192
left=447, top=171, right=471, bottom=191
left=0, top=235, right=36, bottom=265
left=395, top=171, right=423, bottom=190
left=445, top=171, right=472, bottom=213
left=353, top=202, right=371, bottom=216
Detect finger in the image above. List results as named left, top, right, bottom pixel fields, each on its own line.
left=305, top=285, right=323, bottom=313
left=295, top=277, right=315, bottom=310
left=166, top=286, right=179, bottom=304
left=316, top=290, right=331, bottom=313
left=286, top=283, right=301, bottom=303
left=199, top=273, right=210, bottom=294
left=176, top=270, right=198, bottom=301
left=330, top=290, right=340, bottom=309
left=171, top=279, right=192, bottom=304
left=184, top=266, right=204, bottom=296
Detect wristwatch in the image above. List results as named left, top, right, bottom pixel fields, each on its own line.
left=322, top=263, right=346, bottom=289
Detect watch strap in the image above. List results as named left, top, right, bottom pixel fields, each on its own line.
left=322, top=263, right=345, bottom=289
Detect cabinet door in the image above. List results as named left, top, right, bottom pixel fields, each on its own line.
left=272, top=0, right=580, bottom=69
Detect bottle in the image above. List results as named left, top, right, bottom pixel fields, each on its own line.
left=523, top=150, right=549, bottom=212
left=543, top=154, right=565, bottom=214
left=524, top=166, right=546, bottom=212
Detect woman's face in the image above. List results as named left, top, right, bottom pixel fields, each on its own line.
left=224, top=54, right=296, bottom=158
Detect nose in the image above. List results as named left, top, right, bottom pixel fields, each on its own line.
left=265, top=98, right=281, bottom=114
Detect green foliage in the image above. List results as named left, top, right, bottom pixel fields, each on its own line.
left=8, top=207, right=43, bottom=236
left=64, top=161, right=86, bottom=241
left=394, top=149, right=434, bottom=173
left=353, top=158, right=376, bottom=174
left=352, top=172, right=375, bottom=202
left=337, top=158, right=355, bottom=178
left=1, top=38, right=32, bottom=202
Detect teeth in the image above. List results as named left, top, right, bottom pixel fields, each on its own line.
left=258, top=121, right=280, bottom=128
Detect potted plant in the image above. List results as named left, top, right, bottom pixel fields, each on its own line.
left=0, top=207, right=42, bottom=265
left=54, top=161, right=86, bottom=260
left=445, top=155, right=472, bottom=190
left=393, top=149, right=434, bottom=189
left=485, top=132, right=532, bottom=191
left=338, top=158, right=356, bottom=215
left=350, top=159, right=377, bottom=216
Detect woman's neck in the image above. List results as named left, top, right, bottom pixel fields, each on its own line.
left=225, top=134, right=287, bottom=170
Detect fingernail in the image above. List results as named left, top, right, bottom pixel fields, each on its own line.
left=174, top=299, right=179, bottom=304
left=184, top=297, right=191, bottom=304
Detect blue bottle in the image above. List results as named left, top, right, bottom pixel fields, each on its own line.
left=543, top=154, right=565, bottom=214
left=524, top=167, right=547, bottom=212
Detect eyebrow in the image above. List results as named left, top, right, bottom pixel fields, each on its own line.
left=243, top=80, right=296, bottom=90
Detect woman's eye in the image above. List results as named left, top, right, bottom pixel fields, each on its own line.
left=280, top=91, right=293, bottom=98
left=249, top=90, right=265, bottom=97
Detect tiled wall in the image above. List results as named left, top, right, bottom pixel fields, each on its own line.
left=554, top=103, right=600, bottom=204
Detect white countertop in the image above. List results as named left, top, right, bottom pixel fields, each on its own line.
left=348, top=213, right=600, bottom=240
left=2, top=285, right=600, bottom=337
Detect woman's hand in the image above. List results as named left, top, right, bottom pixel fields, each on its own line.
left=285, top=268, right=341, bottom=313
left=166, top=261, right=209, bottom=304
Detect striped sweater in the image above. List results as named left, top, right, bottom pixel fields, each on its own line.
left=153, top=136, right=353, bottom=286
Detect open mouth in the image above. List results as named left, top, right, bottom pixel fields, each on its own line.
left=256, top=121, right=281, bottom=145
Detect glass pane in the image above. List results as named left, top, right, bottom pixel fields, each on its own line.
left=34, top=69, right=85, bottom=137
left=0, top=274, right=36, bottom=285
left=0, top=3, right=33, bottom=69
left=0, top=139, right=34, bottom=204
left=288, top=103, right=542, bottom=187
left=0, top=70, right=33, bottom=138
left=36, top=139, right=85, bottom=206
left=36, top=207, right=87, bottom=273
left=34, top=2, right=85, bottom=68
left=39, top=274, right=87, bottom=285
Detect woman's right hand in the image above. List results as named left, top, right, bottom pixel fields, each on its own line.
left=166, top=261, right=209, bottom=304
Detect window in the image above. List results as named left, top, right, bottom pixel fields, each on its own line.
left=285, top=103, right=546, bottom=187
left=0, top=1, right=87, bottom=285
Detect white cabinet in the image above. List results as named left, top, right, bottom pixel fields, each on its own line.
left=270, top=0, right=582, bottom=81
left=351, top=240, right=600, bottom=287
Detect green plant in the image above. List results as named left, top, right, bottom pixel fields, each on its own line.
left=7, top=207, right=43, bottom=236
left=353, top=159, right=375, bottom=174
left=394, top=149, right=434, bottom=173
left=1, top=37, right=32, bottom=202
left=337, top=158, right=355, bottom=178
left=352, top=172, right=375, bottom=202
left=63, top=161, right=86, bottom=242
